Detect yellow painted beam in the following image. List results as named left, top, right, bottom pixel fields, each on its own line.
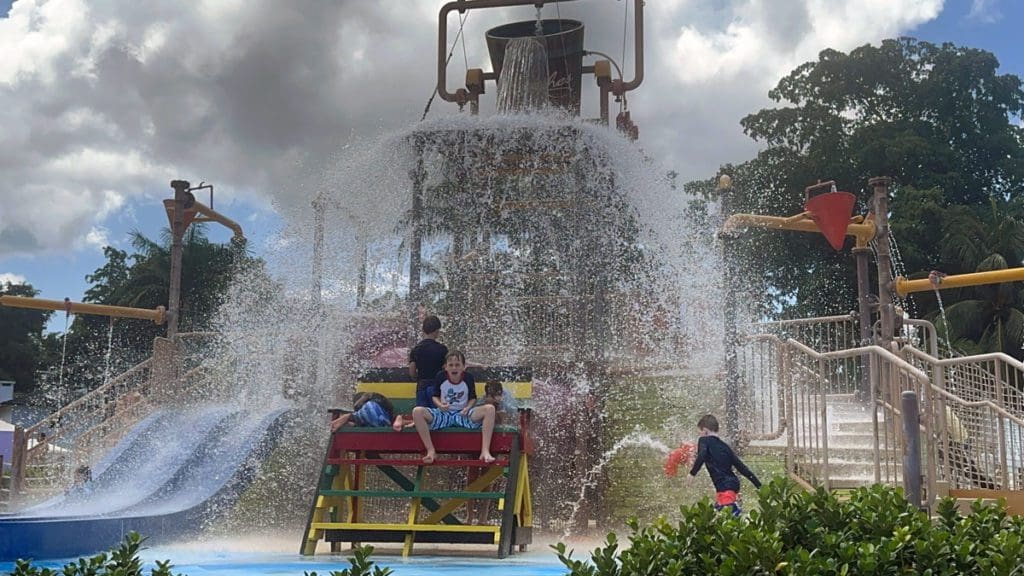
left=356, top=381, right=533, bottom=399
left=522, top=458, right=532, bottom=526
left=421, top=466, right=506, bottom=524
left=722, top=213, right=876, bottom=249
left=0, top=295, right=166, bottom=324
left=896, top=268, right=1024, bottom=297
left=514, top=457, right=528, bottom=518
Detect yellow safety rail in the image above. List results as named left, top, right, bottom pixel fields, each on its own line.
left=0, top=296, right=165, bottom=324
left=722, top=212, right=877, bottom=248
left=896, top=268, right=1024, bottom=297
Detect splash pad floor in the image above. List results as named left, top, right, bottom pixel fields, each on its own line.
left=0, top=535, right=572, bottom=575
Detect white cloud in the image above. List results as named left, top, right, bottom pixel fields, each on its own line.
left=0, top=0, right=946, bottom=259
left=650, top=0, right=943, bottom=169
left=74, top=226, right=110, bottom=253
left=967, top=0, right=1001, bottom=23
left=0, top=273, right=28, bottom=286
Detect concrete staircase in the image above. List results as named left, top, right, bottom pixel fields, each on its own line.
left=752, top=393, right=896, bottom=490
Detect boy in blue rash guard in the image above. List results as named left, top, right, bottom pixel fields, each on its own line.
left=330, top=392, right=399, bottom=431
left=687, top=414, right=762, bottom=516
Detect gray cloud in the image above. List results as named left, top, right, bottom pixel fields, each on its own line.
left=0, top=0, right=942, bottom=258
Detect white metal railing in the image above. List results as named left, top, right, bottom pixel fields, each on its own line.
left=743, top=324, right=1024, bottom=507
left=901, top=346, right=1024, bottom=491
left=11, top=333, right=216, bottom=503
left=16, top=358, right=155, bottom=499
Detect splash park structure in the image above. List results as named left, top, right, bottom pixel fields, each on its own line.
left=725, top=176, right=1024, bottom=514
left=3, top=0, right=1024, bottom=568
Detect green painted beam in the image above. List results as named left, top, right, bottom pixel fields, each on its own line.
left=321, top=489, right=504, bottom=500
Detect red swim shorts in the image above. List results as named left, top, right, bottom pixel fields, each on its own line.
left=716, top=490, right=738, bottom=506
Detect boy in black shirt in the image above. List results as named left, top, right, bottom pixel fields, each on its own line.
left=687, top=414, right=761, bottom=516
left=408, top=315, right=448, bottom=408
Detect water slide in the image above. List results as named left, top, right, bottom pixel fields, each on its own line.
left=0, top=405, right=290, bottom=561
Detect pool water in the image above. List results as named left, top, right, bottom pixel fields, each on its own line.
left=1, top=544, right=570, bottom=575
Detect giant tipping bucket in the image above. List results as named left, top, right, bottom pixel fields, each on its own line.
left=805, top=191, right=857, bottom=250
left=486, top=19, right=585, bottom=113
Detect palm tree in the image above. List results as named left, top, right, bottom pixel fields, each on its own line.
left=61, top=225, right=256, bottom=391
left=938, top=254, right=1024, bottom=359
left=934, top=196, right=1024, bottom=359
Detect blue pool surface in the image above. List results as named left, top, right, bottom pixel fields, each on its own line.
left=1, top=547, right=569, bottom=575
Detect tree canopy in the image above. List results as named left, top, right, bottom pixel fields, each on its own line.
left=704, top=37, right=1024, bottom=358
left=0, top=281, right=53, bottom=393
left=35, top=225, right=264, bottom=404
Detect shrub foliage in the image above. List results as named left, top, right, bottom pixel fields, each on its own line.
left=553, top=478, right=1024, bottom=575
left=12, top=532, right=178, bottom=576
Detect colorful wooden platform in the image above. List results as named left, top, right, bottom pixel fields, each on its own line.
left=301, top=367, right=533, bottom=558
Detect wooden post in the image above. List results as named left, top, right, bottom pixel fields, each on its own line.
left=870, top=177, right=895, bottom=346
left=10, top=426, right=26, bottom=500
left=167, top=180, right=190, bottom=339
left=498, top=435, right=522, bottom=558
left=719, top=176, right=741, bottom=442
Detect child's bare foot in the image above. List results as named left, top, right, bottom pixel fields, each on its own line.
left=330, top=415, right=348, bottom=432
left=404, top=420, right=416, bottom=428
left=480, top=452, right=496, bottom=464
left=422, top=451, right=436, bottom=464
left=392, top=415, right=404, bottom=432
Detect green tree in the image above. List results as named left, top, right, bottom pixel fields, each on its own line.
left=0, top=281, right=53, bottom=393
left=705, top=38, right=1024, bottom=343
left=58, top=224, right=258, bottom=396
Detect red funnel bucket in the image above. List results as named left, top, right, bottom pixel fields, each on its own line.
left=805, top=191, right=856, bottom=250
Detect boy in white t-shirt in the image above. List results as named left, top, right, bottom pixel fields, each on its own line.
left=410, top=350, right=497, bottom=464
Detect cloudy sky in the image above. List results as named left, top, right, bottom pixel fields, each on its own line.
left=0, top=0, right=1020, bottom=331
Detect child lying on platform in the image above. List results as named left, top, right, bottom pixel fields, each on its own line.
left=410, top=350, right=497, bottom=464
left=330, top=392, right=403, bottom=432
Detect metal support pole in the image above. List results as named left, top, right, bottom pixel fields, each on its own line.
left=357, top=238, right=368, bottom=308
left=719, top=175, right=740, bottom=442
left=901, top=390, right=923, bottom=508
left=408, top=142, right=426, bottom=343
left=167, top=180, right=190, bottom=339
left=854, top=247, right=873, bottom=400
left=870, top=176, right=895, bottom=347
left=312, top=194, right=325, bottom=308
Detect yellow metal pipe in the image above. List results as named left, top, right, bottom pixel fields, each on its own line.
left=0, top=295, right=166, bottom=324
left=722, top=213, right=877, bottom=248
left=896, top=268, right=1024, bottom=297
left=192, top=201, right=244, bottom=240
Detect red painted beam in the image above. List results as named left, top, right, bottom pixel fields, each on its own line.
left=330, top=431, right=519, bottom=456
left=329, top=457, right=510, bottom=467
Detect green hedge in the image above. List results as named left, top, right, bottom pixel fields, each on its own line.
left=10, top=533, right=390, bottom=576
left=553, top=478, right=1024, bottom=575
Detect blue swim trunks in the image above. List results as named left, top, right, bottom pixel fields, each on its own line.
left=351, top=401, right=391, bottom=427
left=428, top=407, right=481, bottom=430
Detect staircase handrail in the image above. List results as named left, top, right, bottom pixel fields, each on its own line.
left=754, top=313, right=858, bottom=328
left=784, top=339, right=930, bottom=381
left=902, top=345, right=1024, bottom=415
left=24, top=357, right=153, bottom=440
left=902, top=347, right=1024, bottom=373
left=930, top=384, right=1024, bottom=427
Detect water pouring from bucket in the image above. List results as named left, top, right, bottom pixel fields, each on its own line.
left=487, top=19, right=585, bottom=113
